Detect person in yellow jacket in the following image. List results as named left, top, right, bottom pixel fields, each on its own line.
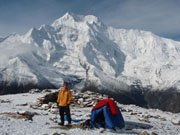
left=57, top=81, right=72, bottom=125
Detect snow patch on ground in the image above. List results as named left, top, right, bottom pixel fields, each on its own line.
left=0, top=91, right=180, bottom=135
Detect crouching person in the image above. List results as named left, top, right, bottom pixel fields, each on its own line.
left=57, top=82, right=72, bottom=126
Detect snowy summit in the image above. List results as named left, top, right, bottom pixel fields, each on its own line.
left=0, top=12, right=180, bottom=112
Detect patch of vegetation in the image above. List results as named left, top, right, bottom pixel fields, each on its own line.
left=0, top=112, right=27, bottom=119
left=50, top=124, right=87, bottom=130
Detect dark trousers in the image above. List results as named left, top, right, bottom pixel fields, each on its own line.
left=59, top=106, right=71, bottom=124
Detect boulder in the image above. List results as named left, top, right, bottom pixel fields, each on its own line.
left=171, top=115, right=180, bottom=126
left=139, top=131, right=150, bottom=135
left=17, top=110, right=38, bottom=121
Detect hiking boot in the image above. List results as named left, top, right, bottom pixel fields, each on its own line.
left=66, top=123, right=72, bottom=127
left=58, top=122, right=64, bottom=126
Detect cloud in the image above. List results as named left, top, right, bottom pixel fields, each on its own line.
left=95, top=0, right=180, bottom=39
left=0, top=0, right=180, bottom=40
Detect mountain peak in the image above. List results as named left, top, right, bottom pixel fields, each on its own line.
left=1, top=13, right=180, bottom=95
left=51, top=12, right=82, bottom=28
left=63, top=12, right=78, bottom=19
left=51, top=12, right=103, bottom=29
left=61, top=12, right=79, bottom=21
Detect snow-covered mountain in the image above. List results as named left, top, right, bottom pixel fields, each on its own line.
left=0, top=12, right=180, bottom=112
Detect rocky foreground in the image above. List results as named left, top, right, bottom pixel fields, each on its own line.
left=0, top=89, right=180, bottom=135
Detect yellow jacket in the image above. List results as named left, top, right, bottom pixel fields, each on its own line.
left=57, top=88, right=72, bottom=106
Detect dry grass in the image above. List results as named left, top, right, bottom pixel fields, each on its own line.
left=16, top=103, right=28, bottom=106
left=0, top=112, right=35, bottom=120
left=0, top=99, right=11, bottom=103
left=171, top=121, right=180, bottom=126
left=0, top=112, right=27, bottom=119
left=52, top=132, right=70, bottom=135
left=50, top=124, right=87, bottom=130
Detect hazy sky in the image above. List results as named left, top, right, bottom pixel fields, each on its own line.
left=0, top=0, right=180, bottom=41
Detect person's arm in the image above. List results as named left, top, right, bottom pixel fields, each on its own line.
left=67, top=90, right=72, bottom=105
left=57, top=89, right=61, bottom=104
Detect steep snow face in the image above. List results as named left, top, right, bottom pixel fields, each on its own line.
left=107, top=28, right=180, bottom=90
left=0, top=12, right=180, bottom=94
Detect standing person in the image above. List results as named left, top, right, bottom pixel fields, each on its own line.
left=57, top=81, right=72, bottom=126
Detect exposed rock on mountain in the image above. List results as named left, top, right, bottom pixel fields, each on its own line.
left=0, top=12, right=180, bottom=112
